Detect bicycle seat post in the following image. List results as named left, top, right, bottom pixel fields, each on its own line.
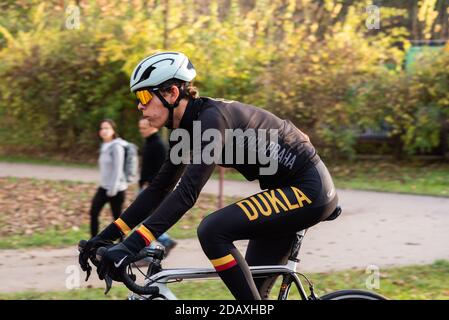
left=288, top=229, right=306, bottom=262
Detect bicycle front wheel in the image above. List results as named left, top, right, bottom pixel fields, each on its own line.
left=319, top=289, right=387, bottom=300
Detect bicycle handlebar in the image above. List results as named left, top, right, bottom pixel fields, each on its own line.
left=96, top=246, right=160, bottom=296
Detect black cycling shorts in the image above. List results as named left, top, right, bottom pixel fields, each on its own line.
left=197, top=160, right=338, bottom=299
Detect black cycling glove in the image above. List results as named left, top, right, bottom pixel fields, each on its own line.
left=96, top=230, right=147, bottom=282
left=78, top=223, right=122, bottom=276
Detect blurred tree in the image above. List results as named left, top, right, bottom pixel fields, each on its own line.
left=0, top=0, right=447, bottom=159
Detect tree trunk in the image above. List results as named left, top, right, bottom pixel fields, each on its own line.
left=440, top=117, right=449, bottom=157
left=410, top=0, right=420, bottom=40
left=163, top=0, right=169, bottom=49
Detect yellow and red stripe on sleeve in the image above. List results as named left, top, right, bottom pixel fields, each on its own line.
left=210, top=254, right=237, bottom=272
left=113, top=218, right=131, bottom=236
left=136, top=225, right=156, bottom=246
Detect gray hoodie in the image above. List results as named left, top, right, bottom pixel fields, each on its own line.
left=99, top=138, right=128, bottom=197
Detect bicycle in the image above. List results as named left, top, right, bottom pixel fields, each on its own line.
left=80, top=205, right=387, bottom=300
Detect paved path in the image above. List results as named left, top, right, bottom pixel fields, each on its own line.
left=0, top=162, right=448, bottom=293
left=0, top=162, right=261, bottom=197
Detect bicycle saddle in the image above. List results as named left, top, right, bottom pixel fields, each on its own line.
left=324, top=205, right=342, bottom=221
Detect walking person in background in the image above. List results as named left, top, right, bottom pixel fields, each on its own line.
left=89, top=119, right=128, bottom=237
left=138, top=117, right=177, bottom=255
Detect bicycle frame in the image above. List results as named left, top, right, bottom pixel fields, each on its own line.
left=128, top=230, right=311, bottom=300
left=128, top=261, right=310, bottom=300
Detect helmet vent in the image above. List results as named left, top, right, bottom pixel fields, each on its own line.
left=133, top=65, right=142, bottom=80
left=138, top=66, right=156, bottom=83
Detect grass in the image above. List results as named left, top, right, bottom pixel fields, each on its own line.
left=167, top=204, right=235, bottom=239
left=160, top=259, right=449, bottom=300
left=1, top=260, right=448, bottom=300
left=0, top=225, right=91, bottom=249
left=0, top=287, right=131, bottom=300
left=213, top=161, right=449, bottom=198
left=0, top=154, right=96, bottom=168
left=332, top=163, right=449, bottom=197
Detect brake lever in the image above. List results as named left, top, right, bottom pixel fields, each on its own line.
left=104, top=275, right=113, bottom=295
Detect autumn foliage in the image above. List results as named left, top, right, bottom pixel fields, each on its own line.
left=0, top=0, right=448, bottom=159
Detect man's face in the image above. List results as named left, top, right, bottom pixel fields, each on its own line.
left=137, top=86, right=179, bottom=129
left=139, top=119, right=154, bottom=138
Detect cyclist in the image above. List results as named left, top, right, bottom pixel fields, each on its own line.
left=79, top=51, right=338, bottom=300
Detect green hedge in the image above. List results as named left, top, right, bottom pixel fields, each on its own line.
left=0, top=1, right=447, bottom=159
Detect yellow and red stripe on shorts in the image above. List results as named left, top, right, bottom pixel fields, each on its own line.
left=136, top=225, right=156, bottom=246
left=114, top=218, right=131, bottom=236
left=211, top=254, right=237, bottom=272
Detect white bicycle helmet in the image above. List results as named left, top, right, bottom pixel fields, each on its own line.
left=130, top=52, right=197, bottom=129
left=130, top=52, right=196, bottom=92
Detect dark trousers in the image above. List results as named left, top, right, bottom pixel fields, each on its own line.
left=89, top=187, right=126, bottom=237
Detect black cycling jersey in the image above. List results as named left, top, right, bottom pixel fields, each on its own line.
left=119, top=97, right=323, bottom=235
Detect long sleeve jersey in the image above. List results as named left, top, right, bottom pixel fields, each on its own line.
left=115, top=97, right=321, bottom=240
